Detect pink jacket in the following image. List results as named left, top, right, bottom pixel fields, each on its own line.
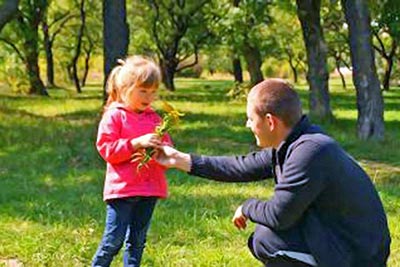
left=96, top=102, right=171, bottom=201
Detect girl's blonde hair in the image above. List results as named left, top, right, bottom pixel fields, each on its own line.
left=105, top=55, right=161, bottom=107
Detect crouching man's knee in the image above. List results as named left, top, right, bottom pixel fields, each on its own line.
left=247, top=225, right=315, bottom=267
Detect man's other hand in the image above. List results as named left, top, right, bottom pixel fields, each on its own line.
left=232, top=205, right=248, bottom=230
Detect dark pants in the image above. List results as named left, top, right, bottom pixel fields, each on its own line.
left=92, top=197, right=157, bottom=267
left=248, top=224, right=314, bottom=267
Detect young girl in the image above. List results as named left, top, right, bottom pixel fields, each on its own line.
left=92, top=56, right=171, bottom=267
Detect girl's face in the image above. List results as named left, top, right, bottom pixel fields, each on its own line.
left=127, top=86, right=158, bottom=112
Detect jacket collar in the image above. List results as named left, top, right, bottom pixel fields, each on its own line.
left=107, top=102, right=154, bottom=114
left=274, top=115, right=310, bottom=163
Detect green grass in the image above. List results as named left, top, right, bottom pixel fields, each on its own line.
left=0, top=78, right=399, bottom=266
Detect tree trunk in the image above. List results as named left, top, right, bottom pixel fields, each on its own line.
left=335, top=55, right=347, bottom=89
left=0, top=0, right=19, bottom=32
left=232, top=55, right=243, bottom=83
left=372, top=32, right=397, bottom=92
left=71, top=0, right=86, bottom=93
left=160, top=58, right=176, bottom=91
left=103, top=0, right=129, bottom=101
left=232, top=0, right=243, bottom=85
left=81, top=47, right=92, bottom=87
left=296, top=0, right=332, bottom=119
left=25, top=44, right=48, bottom=96
left=42, top=20, right=55, bottom=87
left=292, top=65, right=298, bottom=84
left=341, top=0, right=384, bottom=140
left=382, top=56, right=393, bottom=91
left=381, top=39, right=397, bottom=91
left=242, top=41, right=263, bottom=86
left=288, top=55, right=298, bottom=83
left=337, top=65, right=347, bottom=90
left=67, top=63, right=74, bottom=82
left=19, top=4, right=48, bottom=96
left=72, top=65, right=81, bottom=93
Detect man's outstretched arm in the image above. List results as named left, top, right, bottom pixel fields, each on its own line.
left=156, top=146, right=274, bottom=182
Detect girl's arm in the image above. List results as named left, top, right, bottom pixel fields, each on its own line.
left=96, top=109, right=133, bottom=164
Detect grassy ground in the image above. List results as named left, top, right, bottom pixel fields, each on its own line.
left=0, top=78, right=399, bottom=266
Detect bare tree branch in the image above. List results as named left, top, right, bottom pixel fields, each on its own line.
left=0, top=37, right=25, bottom=61
left=372, top=30, right=387, bottom=57
left=149, top=0, right=166, bottom=56
left=177, top=46, right=199, bottom=71
left=50, top=14, right=78, bottom=42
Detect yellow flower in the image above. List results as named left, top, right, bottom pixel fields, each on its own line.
left=162, top=101, right=184, bottom=123
left=162, top=101, right=175, bottom=113
left=132, top=101, right=184, bottom=171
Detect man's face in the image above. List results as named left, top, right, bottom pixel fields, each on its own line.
left=246, top=99, right=273, bottom=148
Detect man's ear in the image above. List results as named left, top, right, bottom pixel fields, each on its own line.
left=265, top=113, right=276, bottom=131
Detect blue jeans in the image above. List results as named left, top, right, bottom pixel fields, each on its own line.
left=92, top=197, right=158, bottom=267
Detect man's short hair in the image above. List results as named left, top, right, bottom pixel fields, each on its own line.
left=249, top=78, right=303, bottom=127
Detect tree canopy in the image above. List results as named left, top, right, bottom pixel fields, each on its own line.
left=0, top=0, right=396, bottom=140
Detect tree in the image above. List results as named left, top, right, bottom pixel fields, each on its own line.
left=231, top=0, right=243, bottom=84
left=242, top=36, right=263, bottom=86
left=69, top=0, right=86, bottom=93
left=341, top=0, right=385, bottom=140
left=81, top=0, right=101, bottom=87
left=232, top=53, right=243, bottom=83
left=371, top=0, right=400, bottom=91
left=41, top=2, right=76, bottom=88
left=0, top=0, right=49, bottom=95
left=46, top=0, right=100, bottom=88
left=322, top=1, right=351, bottom=89
left=269, top=2, right=306, bottom=84
left=146, top=0, right=217, bottom=91
left=223, top=0, right=273, bottom=86
left=41, top=1, right=76, bottom=87
left=372, top=28, right=397, bottom=91
left=296, top=0, right=332, bottom=119
left=103, top=0, right=129, bottom=100
left=0, top=0, right=19, bottom=31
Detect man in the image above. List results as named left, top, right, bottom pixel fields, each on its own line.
left=155, top=79, right=390, bottom=267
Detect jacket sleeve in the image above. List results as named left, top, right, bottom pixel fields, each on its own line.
left=96, top=109, right=134, bottom=164
left=188, top=149, right=273, bottom=182
left=242, top=141, right=329, bottom=230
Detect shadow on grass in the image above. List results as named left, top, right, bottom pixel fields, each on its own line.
left=297, top=90, right=400, bottom=112
left=160, top=89, right=230, bottom=103
left=0, top=105, right=46, bottom=119
left=55, top=109, right=103, bottom=121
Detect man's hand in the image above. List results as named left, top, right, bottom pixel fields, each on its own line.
left=154, top=145, right=191, bottom=172
left=232, top=205, right=248, bottom=230
left=154, top=146, right=179, bottom=167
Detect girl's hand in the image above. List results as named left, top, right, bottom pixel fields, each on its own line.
left=130, top=134, right=162, bottom=149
